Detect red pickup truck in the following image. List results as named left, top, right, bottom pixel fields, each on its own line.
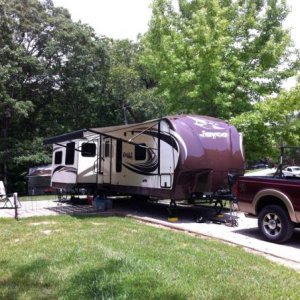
left=235, top=175, right=300, bottom=243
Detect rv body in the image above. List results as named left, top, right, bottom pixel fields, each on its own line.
left=44, top=115, right=244, bottom=200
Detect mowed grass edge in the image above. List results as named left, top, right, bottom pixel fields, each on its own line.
left=0, top=215, right=299, bottom=300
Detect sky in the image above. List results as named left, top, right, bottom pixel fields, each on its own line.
left=52, top=0, right=153, bottom=41
left=53, top=0, right=300, bottom=48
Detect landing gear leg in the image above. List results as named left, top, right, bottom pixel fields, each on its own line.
left=214, top=199, right=223, bottom=215
left=167, top=200, right=178, bottom=221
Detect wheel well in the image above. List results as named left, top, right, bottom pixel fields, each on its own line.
left=256, top=196, right=288, bottom=214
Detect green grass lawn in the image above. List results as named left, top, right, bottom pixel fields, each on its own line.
left=0, top=215, right=299, bottom=300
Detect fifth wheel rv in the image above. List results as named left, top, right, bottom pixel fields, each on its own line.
left=44, top=115, right=244, bottom=201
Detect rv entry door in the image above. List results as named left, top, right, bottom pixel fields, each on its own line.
left=77, top=141, right=98, bottom=184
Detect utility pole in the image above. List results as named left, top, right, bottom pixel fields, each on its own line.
left=122, top=101, right=128, bottom=125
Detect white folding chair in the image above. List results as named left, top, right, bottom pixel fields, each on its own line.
left=0, top=181, right=7, bottom=207
left=5, top=192, right=21, bottom=208
left=0, top=181, right=21, bottom=208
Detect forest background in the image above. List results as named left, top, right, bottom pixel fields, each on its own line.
left=0, top=0, right=299, bottom=193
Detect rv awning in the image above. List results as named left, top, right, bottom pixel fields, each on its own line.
left=43, top=118, right=164, bottom=145
left=43, top=129, right=89, bottom=145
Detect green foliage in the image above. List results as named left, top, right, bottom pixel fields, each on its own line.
left=141, top=0, right=299, bottom=118
left=104, top=39, right=168, bottom=124
left=0, top=0, right=111, bottom=188
left=231, top=85, right=300, bottom=162
left=128, top=88, right=169, bottom=121
left=12, top=137, right=51, bottom=165
left=0, top=0, right=112, bottom=133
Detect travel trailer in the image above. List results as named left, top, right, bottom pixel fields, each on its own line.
left=44, top=115, right=244, bottom=201
left=27, top=164, right=52, bottom=195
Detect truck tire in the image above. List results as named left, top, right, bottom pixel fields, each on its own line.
left=258, top=205, right=294, bottom=243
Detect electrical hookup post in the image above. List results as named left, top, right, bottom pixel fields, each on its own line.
left=14, top=193, right=19, bottom=220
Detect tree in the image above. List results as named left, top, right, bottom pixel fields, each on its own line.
left=105, top=39, right=168, bottom=124
left=141, top=0, right=299, bottom=118
left=0, top=0, right=110, bottom=191
left=231, top=85, right=300, bottom=162
left=127, top=88, right=168, bottom=122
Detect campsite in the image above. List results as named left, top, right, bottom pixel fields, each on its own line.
left=1, top=0, right=300, bottom=299
left=1, top=199, right=300, bottom=299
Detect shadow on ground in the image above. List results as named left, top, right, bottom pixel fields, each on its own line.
left=46, top=198, right=237, bottom=227
left=232, top=226, right=300, bottom=249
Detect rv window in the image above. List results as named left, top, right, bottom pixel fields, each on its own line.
left=54, top=151, right=62, bottom=164
left=65, top=142, right=75, bottom=165
left=116, top=140, right=122, bottom=172
left=82, top=143, right=96, bottom=157
left=104, top=141, right=110, bottom=157
left=135, top=144, right=146, bottom=161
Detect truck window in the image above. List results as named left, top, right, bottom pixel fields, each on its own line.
left=54, top=151, right=62, bottom=164
left=135, top=144, right=146, bottom=161
left=65, top=142, right=75, bottom=165
left=82, top=143, right=96, bottom=157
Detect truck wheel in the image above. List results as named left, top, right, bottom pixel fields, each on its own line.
left=258, top=205, right=294, bottom=243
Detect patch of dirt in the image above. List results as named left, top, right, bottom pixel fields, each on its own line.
left=91, top=222, right=106, bottom=226
left=41, top=229, right=60, bottom=235
left=29, top=221, right=57, bottom=226
left=41, top=230, right=52, bottom=235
